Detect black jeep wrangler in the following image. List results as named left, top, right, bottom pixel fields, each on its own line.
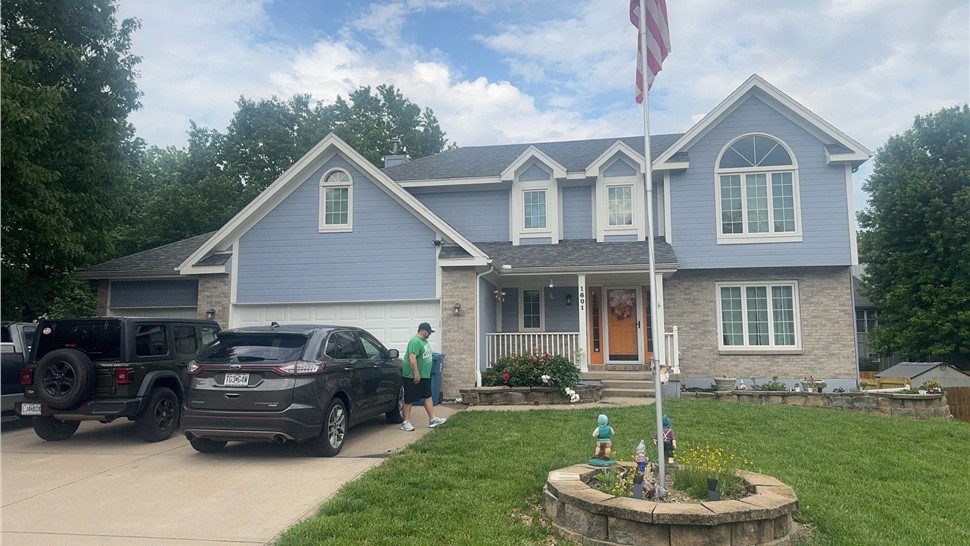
left=16, top=317, right=219, bottom=442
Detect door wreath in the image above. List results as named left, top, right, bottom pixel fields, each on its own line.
left=608, top=290, right=635, bottom=320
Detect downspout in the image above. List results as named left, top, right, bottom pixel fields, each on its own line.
left=475, top=263, right=496, bottom=387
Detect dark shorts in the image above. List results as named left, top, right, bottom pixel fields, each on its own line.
left=404, top=378, right=432, bottom=404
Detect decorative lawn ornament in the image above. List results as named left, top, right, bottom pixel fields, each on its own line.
left=589, top=414, right=616, bottom=467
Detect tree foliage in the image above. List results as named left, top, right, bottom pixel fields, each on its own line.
left=1, top=0, right=141, bottom=320
left=114, top=85, right=450, bottom=255
left=858, top=105, right=970, bottom=363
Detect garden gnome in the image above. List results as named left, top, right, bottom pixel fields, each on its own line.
left=587, top=414, right=616, bottom=466
left=633, top=440, right=649, bottom=499
left=652, top=415, right=677, bottom=464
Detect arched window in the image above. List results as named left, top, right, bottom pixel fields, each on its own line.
left=319, top=169, right=353, bottom=232
left=715, top=134, right=801, bottom=242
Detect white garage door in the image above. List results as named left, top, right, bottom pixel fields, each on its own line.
left=231, top=301, right=440, bottom=354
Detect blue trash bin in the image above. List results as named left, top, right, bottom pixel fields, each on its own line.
left=416, top=353, right=444, bottom=406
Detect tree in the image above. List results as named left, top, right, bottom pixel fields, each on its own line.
left=858, top=105, right=970, bottom=365
left=114, top=85, right=451, bottom=255
left=1, top=0, right=142, bottom=320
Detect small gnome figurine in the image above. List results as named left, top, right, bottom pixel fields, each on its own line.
left=588, top=414, right=616, bottom=466
left=633, top=440, right=649, bottom=499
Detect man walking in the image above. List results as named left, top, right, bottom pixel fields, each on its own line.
left=401, top=322, right=447, bottom=431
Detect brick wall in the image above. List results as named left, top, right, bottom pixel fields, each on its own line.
left=664, top=267, right=856, bottom=380
left=440, top=267, right=478, bottom=399
left=196, top=274, right=230, bottom=328
left=96, top=281, right=109, bottom=315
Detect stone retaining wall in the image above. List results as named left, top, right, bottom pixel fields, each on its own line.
left=544, top=463, right=799, bottom=545
left=683, top=391, right=951, bottom=419
left=459, top=384, right=602, bottom=405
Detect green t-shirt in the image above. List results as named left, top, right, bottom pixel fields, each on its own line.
left=402, top=335, right=433, bottom=379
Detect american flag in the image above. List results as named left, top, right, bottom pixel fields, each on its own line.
left=631, top=0, right=671, bottom=103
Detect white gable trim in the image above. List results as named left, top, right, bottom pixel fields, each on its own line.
left=585, top=140, right=645, bottom=175
left=653, top=74, right=871, bottom=170
left=500, top=146, right=567, bottom=182
left=178, top=133, right=486, bottom=274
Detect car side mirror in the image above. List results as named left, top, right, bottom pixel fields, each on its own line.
left=387, top=349, right=399, bottom=359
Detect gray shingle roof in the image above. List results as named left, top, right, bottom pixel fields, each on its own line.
left=877, top=362, right=949, bottom=379
left=382, top=134, right=684, bottom=181
left=76, top=232, right=216, bottom=279
left=463, top=239, right=678, bottom=270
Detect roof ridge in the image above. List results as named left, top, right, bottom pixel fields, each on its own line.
left=89, top=231, right=216, bottom=268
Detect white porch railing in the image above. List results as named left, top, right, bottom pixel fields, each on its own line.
left=485, top=332, right=581, bottom=366
left=663, top=326, right=680, bottom=374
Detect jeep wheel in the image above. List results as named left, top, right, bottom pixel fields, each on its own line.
left=136, top=387, right=180, bottom=442
left=33, top=416, right=80, bottom=441
left=309, top=398, right=346, bottom=457
left=189, top=438, right=227, bottom=454
left=35, top=349, right=96, bottom=409
left=386, top=384, right=405, bottom=424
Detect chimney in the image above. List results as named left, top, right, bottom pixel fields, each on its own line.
left=383, top=136, right=409, bottom=168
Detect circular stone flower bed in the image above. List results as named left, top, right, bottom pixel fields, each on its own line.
left=543, top=463, right=798, bottom=545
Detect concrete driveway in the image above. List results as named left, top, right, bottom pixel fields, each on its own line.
left=1, top=404, right=457, bottom=546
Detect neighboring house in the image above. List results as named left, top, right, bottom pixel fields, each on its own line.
left=851, top=271, right=902, bottom=370
left=876, top=362, right=970, bottom=388
left=80, top=74, right=871, bottom=397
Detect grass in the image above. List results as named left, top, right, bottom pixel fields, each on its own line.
left=276, top=400, right=970, bottom=545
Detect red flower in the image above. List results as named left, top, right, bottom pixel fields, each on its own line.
left=502, top=372, right=510, bottom=382
left=529, top=355, right=537, bottom=362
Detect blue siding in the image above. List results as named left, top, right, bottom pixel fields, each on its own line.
left=236, top=155, right=437, bottom=303
left=604, top=158, right=636, bottom=177
left=669, top=97, right=852, bottom=269
left=520, top=237, right=552, bottom=245
left=411, top=188, right=509, bottom=242
left=520, top=162, right=551, bottom=181
left=563, top=186, right=593, bottom=240
left=605, top=234, right=638, bottom=242
left=112, top=280, right=198, bottom=308
left=499, top=286, right=578, bottom=332
left=479, top=278, right=497, bottom=370
left=501, top=288, right=519, bottom=332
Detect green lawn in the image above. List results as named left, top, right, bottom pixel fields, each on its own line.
left=276, top=400, right=970, bottom=545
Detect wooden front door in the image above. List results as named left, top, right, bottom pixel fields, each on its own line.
left=606, top=288, right=639, bottom=362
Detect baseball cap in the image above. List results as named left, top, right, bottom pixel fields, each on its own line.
left=418, top=322, right=435, bottom=333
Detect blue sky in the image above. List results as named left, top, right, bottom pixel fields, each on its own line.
left=116, top=0, right=969, bottom=210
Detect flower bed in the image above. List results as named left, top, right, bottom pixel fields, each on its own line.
left=544, top=463, right=798, bottom=545
left=458, top=384, right=602, bottom=405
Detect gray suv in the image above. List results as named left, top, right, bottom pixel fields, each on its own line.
left=181, top=324, right=404, bottom=456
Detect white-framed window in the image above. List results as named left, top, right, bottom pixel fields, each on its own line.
left=715, top=134, right=801, bottom=243
left=607, top=185, right=633, bottom=226
left=717, top=281, right=800, bottom=350
left=523, top=190, right=547, bottom=230
left=319, top=169, right=353, bottom=232
left=519, top=288, right=544, bottom=331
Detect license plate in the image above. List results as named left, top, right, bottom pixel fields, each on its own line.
left=20, top=403, right=42, bottom=416
left=224, top=373, right=250, bottom=387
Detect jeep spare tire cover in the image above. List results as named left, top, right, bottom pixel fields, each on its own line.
left=35, top=348, right=96, bottom=409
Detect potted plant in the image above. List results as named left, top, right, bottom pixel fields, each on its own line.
left=919, top=380, right=944, bottom=395
left=800, top=376, right=827, bottom=393
left=713, top=375, right=736, bottom=391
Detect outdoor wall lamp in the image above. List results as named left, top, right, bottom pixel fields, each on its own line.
left=566, top=294, right=572, bottom=306
left=453, top=302, right=462, bottom=316
left=493, top=290, right=506, bottom=302
left=206, top=308, right=216, bottom=319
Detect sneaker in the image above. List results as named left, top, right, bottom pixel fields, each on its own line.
left=429, top=417, right=448, bottom=428
left=401, top=421, right=415, bottom=432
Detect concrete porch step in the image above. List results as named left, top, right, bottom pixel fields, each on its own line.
left=599, top=379, right=653, bottom=389
left=582, top=371, right=653, bottom=381
left=602, top=387, right=655, bottom=398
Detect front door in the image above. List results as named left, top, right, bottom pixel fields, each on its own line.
left=605, top=288, right=639, bottom=362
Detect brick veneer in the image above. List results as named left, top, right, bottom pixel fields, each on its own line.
left=440, top=267, right=478, bottom=400
left=196, top=274, right=230, bottom=328
left=663, top=267, right=856, bottom=380
left=96, top=280, right=110, bottom=315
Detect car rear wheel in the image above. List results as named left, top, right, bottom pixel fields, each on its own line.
left=189, top=438, right=228, bottom=454
left=310, top=397, right=347, bottom=457
left=33, top=416, right=80, bottom=441
left=135, top=387, right=180, bottom=442
left=35, top=349, right=96, bottom=409
left=386, top=385, right=405, bottom=424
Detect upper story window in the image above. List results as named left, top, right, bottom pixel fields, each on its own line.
left=319, top=169, right=353, bottom=232
left=607, top=186, right=633, bottom=226
left=716, top=134, right=801, bottom=244
left=595, top=156, right=643, bottom=241
left=523, top=190, right=547, bottom=230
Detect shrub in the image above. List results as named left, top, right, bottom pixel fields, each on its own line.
left=481, top=351, right=580, bottom=394
left=750, top=377, right=788, bottom=391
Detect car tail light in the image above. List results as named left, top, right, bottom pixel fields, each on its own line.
left=19, top=368, right=33, bottom=386
left=115, top=367, right=134, bottom=385
left=274, top=360, right=326, bottom=375
left=187, top=360, right=201, bottom=375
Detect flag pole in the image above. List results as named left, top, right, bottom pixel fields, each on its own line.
left=638, top=0, right=667, bottom=493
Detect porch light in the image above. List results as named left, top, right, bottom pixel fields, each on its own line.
left=493, top=290, right=506, bottom=302
left=566, top=294, right=572, bottom=306
left=549, top=278, right=554, bottom=288
left=453, top=302, right=462, bottom=316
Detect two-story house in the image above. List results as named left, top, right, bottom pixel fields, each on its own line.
left=79, top=75, right=871, bottom=396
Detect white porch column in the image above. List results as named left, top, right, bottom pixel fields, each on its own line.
left=577, top=274, right=588, bottom=372
left=655, top=272, right=666, bottom=367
